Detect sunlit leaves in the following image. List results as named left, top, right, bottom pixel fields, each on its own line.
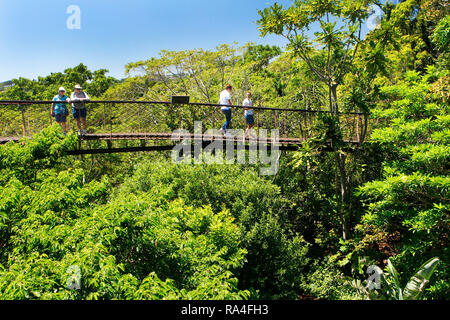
left=356, top=68, right=449, bottom=299
left=0, top=64, right=118, bottom=101
left=125, top=44, right=243, bottom=103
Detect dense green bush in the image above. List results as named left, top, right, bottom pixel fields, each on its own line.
left=0, top=127, right=311, bottom=300
left=355, top=70, right=449, bottom=299
left=0, top=128, right=250, bottom=299
left=302, top=257, right=363, bottom=300
left=119, top=160, right=311, bottom=299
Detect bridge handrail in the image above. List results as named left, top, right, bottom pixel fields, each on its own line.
left=0, top=100, right=367, bottom=115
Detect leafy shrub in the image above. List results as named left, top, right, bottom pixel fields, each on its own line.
left=302, top=257, right=363, bottom=300
left=355, top=71, right=449, bottom=299
left=0, top=131, right=249, bottom=300
left=119, top=160, right=311, bottom=299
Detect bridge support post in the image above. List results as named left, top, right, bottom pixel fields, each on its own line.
left=77, top=137, right=84, bottom=161
left=21, top=106, right=27, bottom=138
left=109, top=103, right=114, bottom=140
left=356, top=115, right=361, bottom=142
left=256, top=110, right=260, bottom=137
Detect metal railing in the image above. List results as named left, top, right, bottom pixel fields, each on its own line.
left=0, top=100, right=367, bottom=143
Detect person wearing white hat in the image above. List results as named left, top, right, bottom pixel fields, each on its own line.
left=51, top=87, right=70, bottom=136
left=70, top=84, right=90, bottom=135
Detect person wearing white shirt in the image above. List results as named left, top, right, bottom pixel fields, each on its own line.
left=219, top=84, right=233, bottom=135
left=70, top=84, right=90, bottom=136
left=243, top=91, right=254, bottom=137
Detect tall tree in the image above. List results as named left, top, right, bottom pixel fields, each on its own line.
left=257, top=0, right=378, bottom=239
left=125, top=44, right=244, bottom=103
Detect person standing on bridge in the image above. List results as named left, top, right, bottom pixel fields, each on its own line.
left=219, top=84, right=233, bottom=137
left=243, top=91, right=254, bottom=138
left=70, top=84, right=90, bottom=136
left=51, top=87, right=70, bottom=136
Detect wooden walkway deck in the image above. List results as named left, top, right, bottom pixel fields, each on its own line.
left=0, top=133, right=307, bottom=145
left=1, top=132, right=359, bottom=154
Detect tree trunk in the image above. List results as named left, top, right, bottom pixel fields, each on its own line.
left=336, top=152, right=350, bottom=240
left=331, top=83, right=339, bottom=115
left=329, top=83, right=350, bottom=240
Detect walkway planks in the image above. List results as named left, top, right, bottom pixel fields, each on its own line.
left=1, top=132, right=360, bottom=154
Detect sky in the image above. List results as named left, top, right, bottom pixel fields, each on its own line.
left=0, top=0, right=292, bottom=81
left=0, top=0, right=377, bottom=82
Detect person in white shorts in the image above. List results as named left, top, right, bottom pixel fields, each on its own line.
left=243, top=92, right=254, bottom=137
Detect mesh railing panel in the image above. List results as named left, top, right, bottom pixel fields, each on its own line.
left=0, top=101, right=366, bottom=143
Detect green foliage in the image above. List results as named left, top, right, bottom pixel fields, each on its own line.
left=257, top=0, right=376, bottom=111
left=432, top=14, right=450, bottom=49
left=353, top=257, right=440, bottom=300
left=120, top=161, right=285, bottom=224
left=243, top=44, right=282, bottom=71
left=239, top=214, right=310, bottom=299
left=354, top=68, right=449, bottom=299
left=403, top=257, right=440, bottom=300
left=125, top=44, right=245, bottom=103
left=302, top=257, right=363, bottom=300
left=119, top=160, right=310, bottom=299
left=0, top=125, right=78, bottom=184
left=0, top=129, right=312, bottom=300
left=0, top=131, right=251, bottom=300
left=432, top=15, right=450, bottom=68
left=0, top=64, right=119, bottom=100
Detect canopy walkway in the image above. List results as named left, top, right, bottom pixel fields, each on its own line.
left=0, top=100, right=367, bottom=154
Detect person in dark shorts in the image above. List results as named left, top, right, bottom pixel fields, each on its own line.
left=219, top=84, right=233, bottom=137
left=70, top=84, right=90, bottom=136
left=51, top=87, right=70, bottom=136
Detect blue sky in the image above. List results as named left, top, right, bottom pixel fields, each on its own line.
left=0, top=0, right=293, bottom=81
left=0, top=0, right=376, bottom=82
